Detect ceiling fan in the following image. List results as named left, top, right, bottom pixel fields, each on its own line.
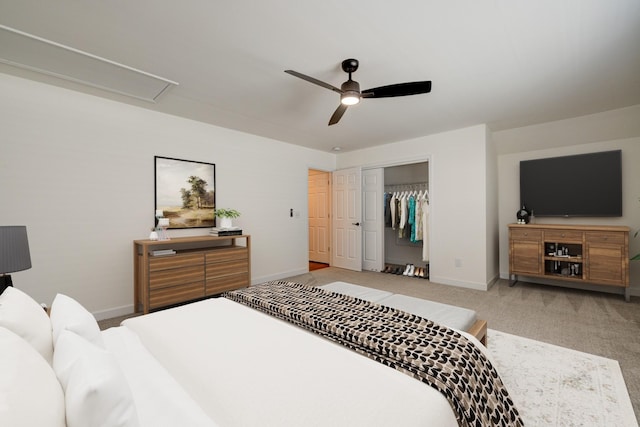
left=285, top=58, right=432, bottom=126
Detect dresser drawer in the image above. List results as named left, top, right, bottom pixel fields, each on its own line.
left=585, top=232, right=625, bottom=245
left=149, top=281, right=205, bottom=309
left=544, top=230, right=583, bottom=243
left=149, top=253, right=204, bottom=272
left=206, top=247, right=248, bottom=263
left=206, top=273, right=249, bottom=296
left=510, top=228, right=542, bottom=241
left=149, top=266, right=205, bottom=290
left=206, top=259, right=249, bottom=278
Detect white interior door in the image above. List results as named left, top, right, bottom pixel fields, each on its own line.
left=332, top=167, right=361, bottom=271
left=308, top=169, right=330, bottom=264
left=362, top=168, right=384, bottom=272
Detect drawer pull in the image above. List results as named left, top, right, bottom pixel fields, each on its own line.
left=524, top=232, right=528, bottom=236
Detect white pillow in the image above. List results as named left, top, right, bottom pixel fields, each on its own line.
left=50, top=293, right=104, bottom=348
left=0, top=326, right=66, bottom=427
left=54, top=329, right=140, bottom=427
left=0, top=286, right=53, bottom=364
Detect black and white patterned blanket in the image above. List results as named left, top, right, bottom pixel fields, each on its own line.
left=224, top=281, right=523, bottom=427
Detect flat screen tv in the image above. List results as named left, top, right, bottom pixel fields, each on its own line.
left=519, top=150, right=622, bottom=217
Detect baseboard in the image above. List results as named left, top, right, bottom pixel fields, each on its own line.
left=92, top=304, right=135, bottom=321
left=429, top=275, right=488, bottom=291
left=252, top=268, right=308, bottom=285
left=486, top=273, right=500, bottom=289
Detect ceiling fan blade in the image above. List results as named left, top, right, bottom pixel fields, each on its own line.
left=328, top=104, right=348, bottom=126
left=284, top=70, right=343, bottom=94
left=362, top=81, right=432, bottom=98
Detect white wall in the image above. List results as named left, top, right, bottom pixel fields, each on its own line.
left=485, top=128, right=499, bottom=285
left=0, top=73, right=335, bottom=318
left=496, top=128, right=640, bottom=295
left=337, top=125, right=493, bottom=290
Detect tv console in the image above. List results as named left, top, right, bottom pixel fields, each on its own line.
left=508, top=224, right=630, bottom=301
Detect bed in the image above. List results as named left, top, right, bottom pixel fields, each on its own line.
left=0, top=282, right=521, bottom=427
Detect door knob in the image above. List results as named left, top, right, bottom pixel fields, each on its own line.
left=352, top=222, right=360, bottom=226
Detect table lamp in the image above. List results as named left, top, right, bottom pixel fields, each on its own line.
left=0, top=226, right=32, bottom=294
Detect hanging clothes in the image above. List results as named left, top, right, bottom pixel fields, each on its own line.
left=421, top=193, right=430, bottom=262
left=409, top=194, right=417, bottom=243
left=393, top=195, right=401, bottom=230
left=398, top=193, right=407, bottom=238
left=384, top=186, right=428, bottom=243
left=415, top=191, right=424, bottom=242
left=384, top=192, right=392, bottom=227
left=389, top=193, right=396, bottom=229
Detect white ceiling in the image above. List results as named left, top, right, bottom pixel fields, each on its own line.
left=1, top=1, right=639, bottom=153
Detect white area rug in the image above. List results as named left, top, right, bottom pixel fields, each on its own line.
left=487, top=329, right=638, bottom=427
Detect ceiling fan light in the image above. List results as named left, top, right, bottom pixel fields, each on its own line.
left=341, top=92, right=360, bottom=105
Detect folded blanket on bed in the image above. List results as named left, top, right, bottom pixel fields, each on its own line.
left=225, top=281, right=523, bottom=427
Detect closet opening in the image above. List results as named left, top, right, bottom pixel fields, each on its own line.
left=382, top=162, right=430, bottom=279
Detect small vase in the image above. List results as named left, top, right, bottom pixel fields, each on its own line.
left=219, top=217, right=233, bottom=229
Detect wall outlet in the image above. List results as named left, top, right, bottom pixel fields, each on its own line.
left=455, top=258, right=462, bottom=268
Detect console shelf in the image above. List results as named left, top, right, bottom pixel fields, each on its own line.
left=508, top=224, right=630, bottom=301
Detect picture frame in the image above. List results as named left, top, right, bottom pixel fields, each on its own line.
left=154, top=156, right=216, bottom=229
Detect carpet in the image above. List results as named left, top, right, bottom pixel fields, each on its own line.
left=487, top=329, right=638, bottom=427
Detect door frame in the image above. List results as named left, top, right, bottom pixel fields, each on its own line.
left=361, top=155, right=432, bottom=270
left=308, top=168, right=331, bottom=265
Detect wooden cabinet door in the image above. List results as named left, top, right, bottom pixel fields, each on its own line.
left=585, top=231, right=628, bottom=286
left=585, top=243, right=626, bottom=286
left=510, top=240, right=542, bottom=275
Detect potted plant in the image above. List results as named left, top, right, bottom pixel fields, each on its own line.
left=214, top=208, right=240, bottom=229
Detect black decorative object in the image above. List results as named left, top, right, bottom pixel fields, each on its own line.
left=516, top=205, right=530, bottom=224
left=0, top=226, right=32, bottom=294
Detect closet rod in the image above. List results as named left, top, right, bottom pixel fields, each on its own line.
left=384, top=182, right=428, bottom=190
left=385, top=181, right=427, bottom=186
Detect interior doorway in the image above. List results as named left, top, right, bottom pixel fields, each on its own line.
left=308, top=169, right=331, bottom=268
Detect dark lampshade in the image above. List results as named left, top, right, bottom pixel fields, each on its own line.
left=0, top=226, right=32, bottom=293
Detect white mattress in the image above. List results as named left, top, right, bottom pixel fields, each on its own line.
left=122, top=297, right=461, bottom=427
left=319, top=281, right=477, bottom=331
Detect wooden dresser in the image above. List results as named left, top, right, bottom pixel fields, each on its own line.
left=508, top=224, right=630, bottom=301
left=134, top=235, right=250, bottom=313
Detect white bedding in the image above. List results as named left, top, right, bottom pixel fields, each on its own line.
left=121, top=297, right=465, bottom=427
left=102, top=326, right=219, bottom=427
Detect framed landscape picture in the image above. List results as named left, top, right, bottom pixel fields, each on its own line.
left=154, top=156, right=215, bottom=229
